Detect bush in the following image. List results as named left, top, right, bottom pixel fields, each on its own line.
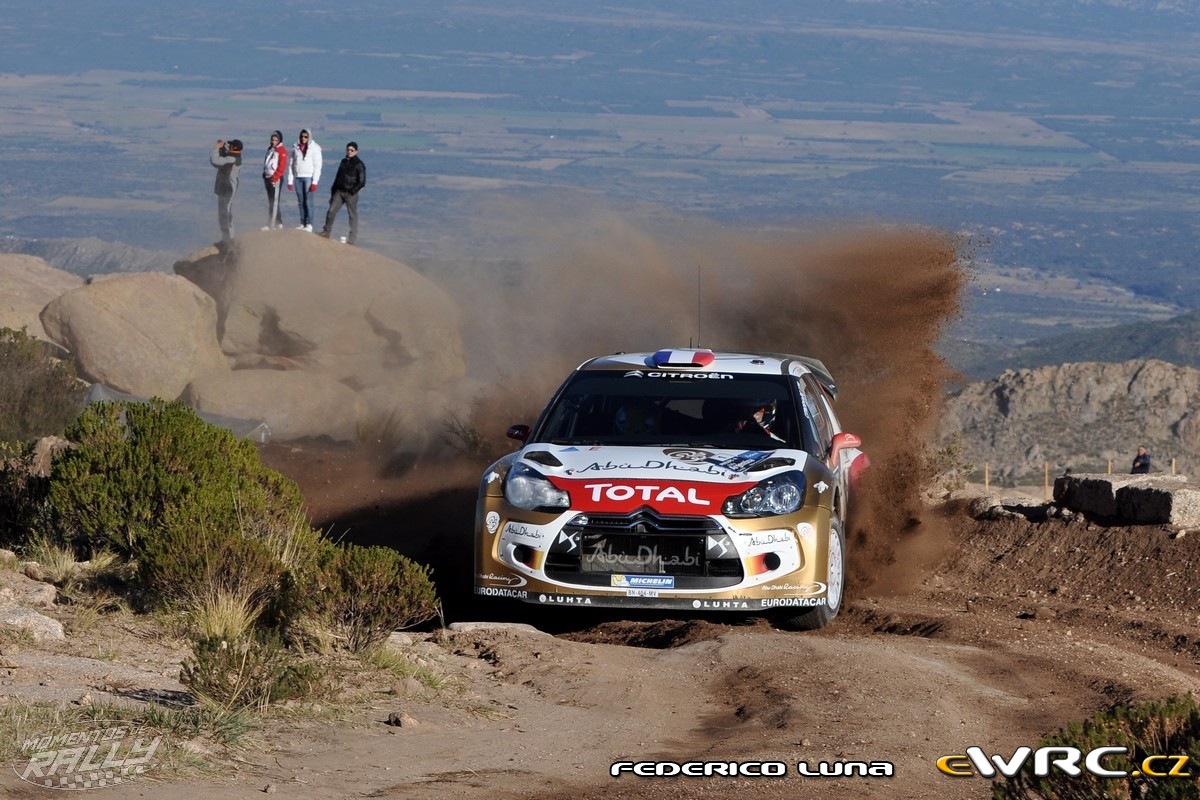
left=994, top=694, right=1200, bottom=800
left=0, top=327, right=86, bottom=446
left=137, top=517, right=286, bottom=610
left=924, top=432, right=975, bottom=493
left=0, top=442, right=50, bottom=548
left=180, top=631, right=331, bottom=711
left=312, top=544, right=439, bottom=653
left=46, top=399, right=305, bottom=558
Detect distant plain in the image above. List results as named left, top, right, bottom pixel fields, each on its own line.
left=1, top=1, right=1198, bottom=357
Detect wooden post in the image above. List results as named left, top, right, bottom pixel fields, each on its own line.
left=1172, top=457, right=1176, bottom=476
left=984, top=463, right=989, bottom=492
left=1107, top=460, right=1112, bottom=474
left=1044, top=462, right=1049, bottom=501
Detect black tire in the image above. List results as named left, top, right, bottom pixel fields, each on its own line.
left=772, top=514, right=845, bottom=631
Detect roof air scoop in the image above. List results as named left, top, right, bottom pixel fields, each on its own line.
left=651, top=348, right=716, bottom=368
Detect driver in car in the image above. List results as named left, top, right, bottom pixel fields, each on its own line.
left=730, top=399, right=785, bottom=443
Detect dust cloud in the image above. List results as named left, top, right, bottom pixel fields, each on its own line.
left=436, top=201, right=965, bottom=593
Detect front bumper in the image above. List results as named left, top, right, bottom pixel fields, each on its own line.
left=474, top=498, right=835, bottom=613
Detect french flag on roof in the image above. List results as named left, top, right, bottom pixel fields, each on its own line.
left=651, top=348, right=716, bottom=368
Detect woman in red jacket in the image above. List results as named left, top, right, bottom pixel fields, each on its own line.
left=261, top=130, right=288, bottom=230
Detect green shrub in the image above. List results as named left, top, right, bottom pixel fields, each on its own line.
left=137, top=517, right=286, bottom=610
left=0, top=327, right=86, bottom=446
left=312, top=544, right=439, bottom=653
left=0, top=442, right=50, bottom=547
left=46, top=399, right=305, bottom=558
left=994, top=694, right=1200, bottom=800
left=180, top=631, right=332, bottom=711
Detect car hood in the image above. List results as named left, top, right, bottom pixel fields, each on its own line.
left=518, top=444, right=809, bottom=481
left=511, top=445, right=811, bottom=516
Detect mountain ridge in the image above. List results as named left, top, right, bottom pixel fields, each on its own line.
left=0, top=237, right=174, bottom=279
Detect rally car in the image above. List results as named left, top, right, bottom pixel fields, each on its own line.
left=474, top=348, right=868, bottom=629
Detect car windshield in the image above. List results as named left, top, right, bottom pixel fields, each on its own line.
left=534, top=373, right=803, bottom=450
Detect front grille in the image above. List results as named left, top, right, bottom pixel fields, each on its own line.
left=545, top=508, right=743, bottom=588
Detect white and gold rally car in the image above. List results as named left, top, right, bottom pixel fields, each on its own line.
left=474, top=348, right=868, bottom=629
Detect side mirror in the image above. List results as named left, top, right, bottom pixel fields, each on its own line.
left=829, top=431, right=863, bottom=468
left=506, top=424, right=531, bottom=443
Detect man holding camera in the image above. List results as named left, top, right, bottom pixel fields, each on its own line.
left=210, top=138, right=243, bottom=243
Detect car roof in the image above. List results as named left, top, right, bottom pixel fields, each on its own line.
left=576, top=348, right=839, bottom=399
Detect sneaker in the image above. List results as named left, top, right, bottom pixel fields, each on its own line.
left=295, top=224, right=306, bottom=230
left=316, top=230, right=330, bottom=238
left=303, top=224, right=313, bottom=232
left=261, top=226, right=272, bottom=231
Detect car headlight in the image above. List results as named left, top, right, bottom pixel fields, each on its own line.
left=504, top=462, right=570, bottom=511
left=722, top=471, right=806, bottom=518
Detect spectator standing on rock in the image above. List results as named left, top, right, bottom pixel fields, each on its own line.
left=1131, top=446, right=1151, bottom=474
left=318, top=142, right=365, bottom=245
left=289, top=129, right=322, bottom=232
left=210, top=138, right=242, bottom=243
left=262, top=130, right=288, bottom=230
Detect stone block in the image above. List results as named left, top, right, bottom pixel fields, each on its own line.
left=1116, top=485, right=1200, bottom=526
left=1054, top=473, right=1195, bottom=524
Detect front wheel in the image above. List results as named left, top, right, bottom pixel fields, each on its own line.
left=771, top=514, right=845, bottom=631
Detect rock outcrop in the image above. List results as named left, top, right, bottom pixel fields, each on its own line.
left=178, top=233, right=464, bottom=388
left=0, top=254, right=84, bottom=341
left=39, top=272, right=227, bottom=399
left=22, top=232, right=469, bottom=446
left=940, top=359, right=1200, bottom=480
left=172, top=231, right=468, bottom=444
left=181, top=369, right=364, bottom=442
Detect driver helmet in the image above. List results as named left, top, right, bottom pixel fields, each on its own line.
left=729, top=398, right=777, bottom=434
left=740, top=397, right=777, bottom=428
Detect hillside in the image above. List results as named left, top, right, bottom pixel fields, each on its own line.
left=0, top=236, right=174, bottom=277
left=939, top=358, right=1200, bottom=484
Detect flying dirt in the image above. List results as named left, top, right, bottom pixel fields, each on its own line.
left=264, top=210, right=964, bottom=624
left=444, top=212, right=963, bottom=603
left=11, top=212, right=1198, bottom=800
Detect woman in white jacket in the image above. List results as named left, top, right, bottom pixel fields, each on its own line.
left=288, top=129, right=323, bottom=231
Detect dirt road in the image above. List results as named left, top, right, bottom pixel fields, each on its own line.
left=5, top=227, right=1197, bottom=798
left=3, top=443, right=1198, bottom=800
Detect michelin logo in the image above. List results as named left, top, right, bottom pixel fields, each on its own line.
left=612, top=575, right=675, bottom=589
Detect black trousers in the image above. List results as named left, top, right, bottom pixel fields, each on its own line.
left=263, top=178, right=283, bottom=227
left=322, top=190, right=359, bottom=243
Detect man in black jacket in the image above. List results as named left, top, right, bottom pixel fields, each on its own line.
left=318, top=142, right=366, bottom=245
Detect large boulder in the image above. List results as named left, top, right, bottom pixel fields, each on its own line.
left=0, top=254, right=84, bottom=341
left=176, top=232, right=465, bottom=389
left=174, top=231, right=467, bottom=444
left=39, top=272, right=228, bottom=399
left=181, top=369, right=364, bottom=442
